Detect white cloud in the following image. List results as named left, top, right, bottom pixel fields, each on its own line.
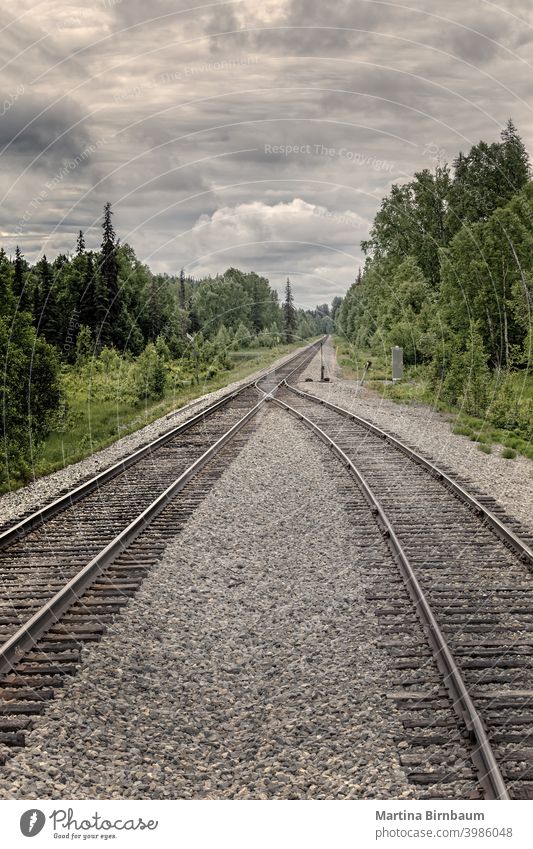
left=184, top=198, right=367, bottom=305
left=191, top=198, right=367, bottom=249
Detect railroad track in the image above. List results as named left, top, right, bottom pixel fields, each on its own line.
left=2, top=337, right=531, bottom=800
left=273, top=376, right=533, bottom=800
left=0, top=341, right=320, bottom=766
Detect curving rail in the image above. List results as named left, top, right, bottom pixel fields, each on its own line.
left=0, top=340, right=322, bottom=552
left=283, top=380, right=533, bottom=568
left=273, top=391, right=511, bottom=800
left=0, top=341, right=321, bottom=678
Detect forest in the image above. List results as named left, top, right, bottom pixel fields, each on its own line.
left=0, top=206, right=332, bottom=489
left=4, top=120, right=532, bottom=490
left=337, top=119, right=533, bottom=456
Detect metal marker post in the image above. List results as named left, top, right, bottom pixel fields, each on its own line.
left=392, top=346, right=403, bottom=382
left=320, top=340, right=325, bottom=381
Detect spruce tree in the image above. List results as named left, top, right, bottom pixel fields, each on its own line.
left=0, top=248, right=15, bottom=316
left=99, top=202, right=120, bottom=345
left=35, top=255, right=60, bottom=345
left=500, top=118, right=530, bottom=195
left=178, top=268, right=186, bottom=309
left=283, top=277, right=297, bottom=343
left=79, top=253, right=97, bottom=332
left=76, top=230, right=85, bottom=257
left=12, top=246, right=30, bottom=312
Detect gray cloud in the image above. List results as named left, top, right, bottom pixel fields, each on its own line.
left=0, top=96, right=90, bottom=159
left=0, top=0, right=532, bottom=306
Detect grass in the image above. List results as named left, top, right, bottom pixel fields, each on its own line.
left=333, top=336, right=435, bottom=403
left=444, top=413, right=533, bottom=460
left=452, top=425, right=473, bottom=437
left=27, top=341, right=309, bottom=486
left=334, top=337, right=390, bottom=382
left=333, top=336, right=533, bottom=461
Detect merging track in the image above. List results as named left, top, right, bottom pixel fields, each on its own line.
left=1, top=339, right=532, bottom=801
left=275, top=376, right=533, bottom=800
left=0, top=342, right=320, bottom=764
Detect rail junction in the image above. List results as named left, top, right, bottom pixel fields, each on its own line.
left=1, top=338, right=532, bottom=800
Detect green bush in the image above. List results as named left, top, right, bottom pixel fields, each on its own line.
left=0, top=312, right=61, bottom=486
left=488, top=375, right=521, bottom=430
left=133, top=343, right=167, bottom=400
left=232, top=321, right=253, bottom=349
left=75, top=325, right=94, bottom=365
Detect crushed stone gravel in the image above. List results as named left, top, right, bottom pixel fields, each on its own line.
left=298, top=341, right=533, bottom=534
left=0, top=407, right=421, bottom=800
left=0, top=345, right=311, bottom=528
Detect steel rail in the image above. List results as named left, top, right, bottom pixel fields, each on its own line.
left=0, top=341, right=320, bottom=552
left=0, top=345, right=321, bottom=676
left=165, top=339, right=320, bottom=420
left=274, top=394, right=510, bottom=801
left=0, top=398, right=265, bottom=676
left=283, top=381, right=533, bottom=568
left=253, top=342, right=319, bottom=398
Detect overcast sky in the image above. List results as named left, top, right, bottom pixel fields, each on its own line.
left=1, top=1, right=532, bottom=307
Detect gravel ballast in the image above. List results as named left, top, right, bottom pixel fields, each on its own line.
left=0, top=407, right=421, bottom=800
left=298, top=341, right=533, bottom=534
left=0, top=345, right=312, bottom=529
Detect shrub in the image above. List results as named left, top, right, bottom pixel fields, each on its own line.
left=155, top=335, right=171, bottom=362
left=134, top=343, right=167, bottom=400
left=440, top=333, right=491, bottom=416
left=0, top=312, right=61, bottom=486
left=232, top=321, right=253, bottom=349
left=488, top=374, right=521, bottom=430
left=75, top=325, right=94, bottom=365
left=257, top=327, right=275, bottom=347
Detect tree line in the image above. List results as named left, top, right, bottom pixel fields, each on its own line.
left=337, top=119, right=533, bottom=436
left=1, top=205, right=335, bottom=485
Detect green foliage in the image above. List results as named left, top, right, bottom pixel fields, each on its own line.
left=447, top=120, right=530, bottom=234
left=12, top=246, right=31, bottom=312
left=232, top=321, right=253, bottom=349
left=155, top=335, right=171, bottom=362
left=502, top=447, right=517, bottom=459
left=439, top=184, right=533, bottom=370
left=2, top=205, right=325, bottom=366
left=0, top=202, right=338, bottom=489
left=437, top=332, right=491, bottom=416
left=133, top=343, right=167, bottom=401
left=214, top=323, right=231, bottom=349
left=487, top=373, right=532, bottom=441
left=362, top=166, right=451, bottom=287
left=338, top=120, right=532, bottom=451
left=283, top=278, right=297, bottom=343
left=0, top=311, right=61, bottom=486
left=75, top=325, right=93, bottom=365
